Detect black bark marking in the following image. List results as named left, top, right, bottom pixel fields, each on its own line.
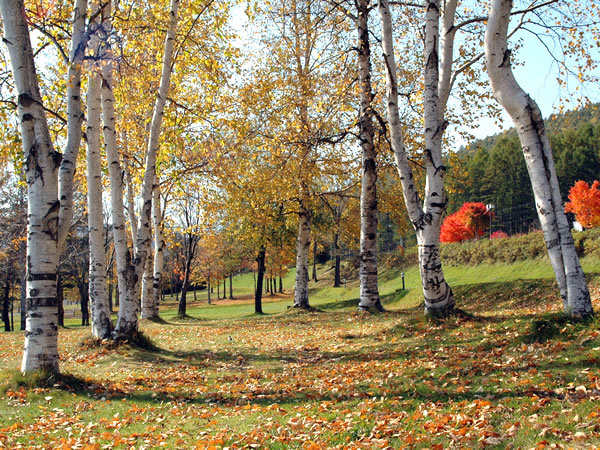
left=18, top=93, right=35, bottom=107
left=499, top=49, right=511, bottom=68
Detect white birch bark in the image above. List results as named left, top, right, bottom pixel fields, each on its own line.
left=132, top=0, right=180, bottom=314
left=485, top=0, right=593, bottom=317
left=123, top=149, right=138, bottom=245
left=148, top=178, right=164, bottom=318
left=140, top=246, right=154, bottom=318
left=378, top=0, right=455, bottom=315
left=1, top=0, right=60, bottom=372
left=293, top=200, right=311, bottom=308
left=97, top=3, right=139, bottom=339
left=356, top=0, right=382, bottom=312
left=86, top=71, right=112, bottom=339
left=57, top=0, right=88, bottom=250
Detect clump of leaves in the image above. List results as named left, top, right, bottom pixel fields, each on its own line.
left=525, top=319, right=560, bottom=343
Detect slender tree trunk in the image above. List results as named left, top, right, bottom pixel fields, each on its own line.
left=150, top=179, right=164, bottom=318
left=99, top=3, right=138, bottom=339
left=178, top=262, right=191, bottom=317
left=207, top=277, right=211, bottom=305
left=193, top=286, right=197, bottom=302
left=3, top=280, right=11, bottom=332
left=229, top=273, right=233, bottom=299
left=2, top=0, right=60, bottom=372
left=57, top=274, right=64, bottom=327
left=333, top=232, right=341, bottom=287
left=123, top=151, right=138, bottom=245
left=131, top=0, right=181, bottom=325
left=255, top=246, right=266, bottom=314
left=87, top=69, right=112, bottom=339
left=378, top=0, right=454, bottom=316
left=294, top=200, right=311, bottom=308
left=485, top=0, right=593, bottom=316
left=79, top=282, right=89, bottom=327
left=279, top=275, right=283, bottom=293
left=140, top=248, right=155, bottom=318
left=57, top=0, right=88, bottom=251
left=356, top=0, right=382, bottom=312
left=312, top=240, right=318, bottom=282
left=223, top=278, right=227, bottom=298
left=108, top=276, right=113, bottom=313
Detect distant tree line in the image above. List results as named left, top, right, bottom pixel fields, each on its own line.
left=449, top=105, right=600, bottom=234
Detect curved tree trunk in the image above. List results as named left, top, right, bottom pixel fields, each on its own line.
left=1, top=0, right=61, bottom=372
left=485, top=0, right=592, bottom=317
left=293, top=201, right=311, bottom=308
left=356, top=0, right=382, bottom=312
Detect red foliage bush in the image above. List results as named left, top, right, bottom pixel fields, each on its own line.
left=565, top=180, right=600, bottom=229
left=490, top=230, right=508, bottom=239
left=441, top=202, right=493, bottom=243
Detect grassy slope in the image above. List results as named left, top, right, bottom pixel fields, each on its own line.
left=1, top=256, right=600, bottom=447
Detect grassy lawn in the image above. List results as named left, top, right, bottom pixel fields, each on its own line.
left=1, top=257, right=600, bottom=447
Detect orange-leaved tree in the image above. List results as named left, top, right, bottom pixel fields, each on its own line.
left=565, top=180, right=600, bottom=229
left=441, top=202, right=492, bottom=243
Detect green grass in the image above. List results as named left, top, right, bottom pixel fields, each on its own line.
left=1, top=255, right=600, bottom=447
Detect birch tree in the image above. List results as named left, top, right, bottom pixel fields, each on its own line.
left=355, top=0, right=383, bottom=312
left=95, top=0, right=179, bottom=339
left=485, top=0, right=593, bottom=317
left=377, top=0, right=487, bottom=315
left=86, top=68, right=112, bottom=339
left=1, top=0, right=61, bottom=372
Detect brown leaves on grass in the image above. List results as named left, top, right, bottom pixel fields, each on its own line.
left=1, top=278, right=600, bottom=447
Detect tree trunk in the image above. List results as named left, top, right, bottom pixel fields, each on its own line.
left=279, top=275, right=283, bottom=293
left=485, top=0, right=593, bottom=317
left=333, top=232, right=341, bottom=287
left=57, top=0, right=88, bottom=252
left=2, top=0, right=61, bottom=372
left=178, top=262, right=191, bottom=317
left=255, top=246, right=266, bottom=314
left=207, top=277, right=211, bottom=305
left=193, top=286, right=197, bottom=302
left=229, top=273, right=233, bottom=299
left=356, top=0, right=382, bottom=312
left=294, top=200, right=311, bottom=308
left=99, top=3, right=139, bottom=339
left=150, top=179, right=164, bottom=318
left=108, top=276, right=113, bottom=313
left=86, top=69, right=112, bottom=339
left=131, top=0, right=181, bottom=325
left=140, top=245, right=155, bottom=319
left=3, top=280, right=11, bottom=332
left=378, top=0, right=454, bottom=316
left=79, top=282, right=90, bottom=327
